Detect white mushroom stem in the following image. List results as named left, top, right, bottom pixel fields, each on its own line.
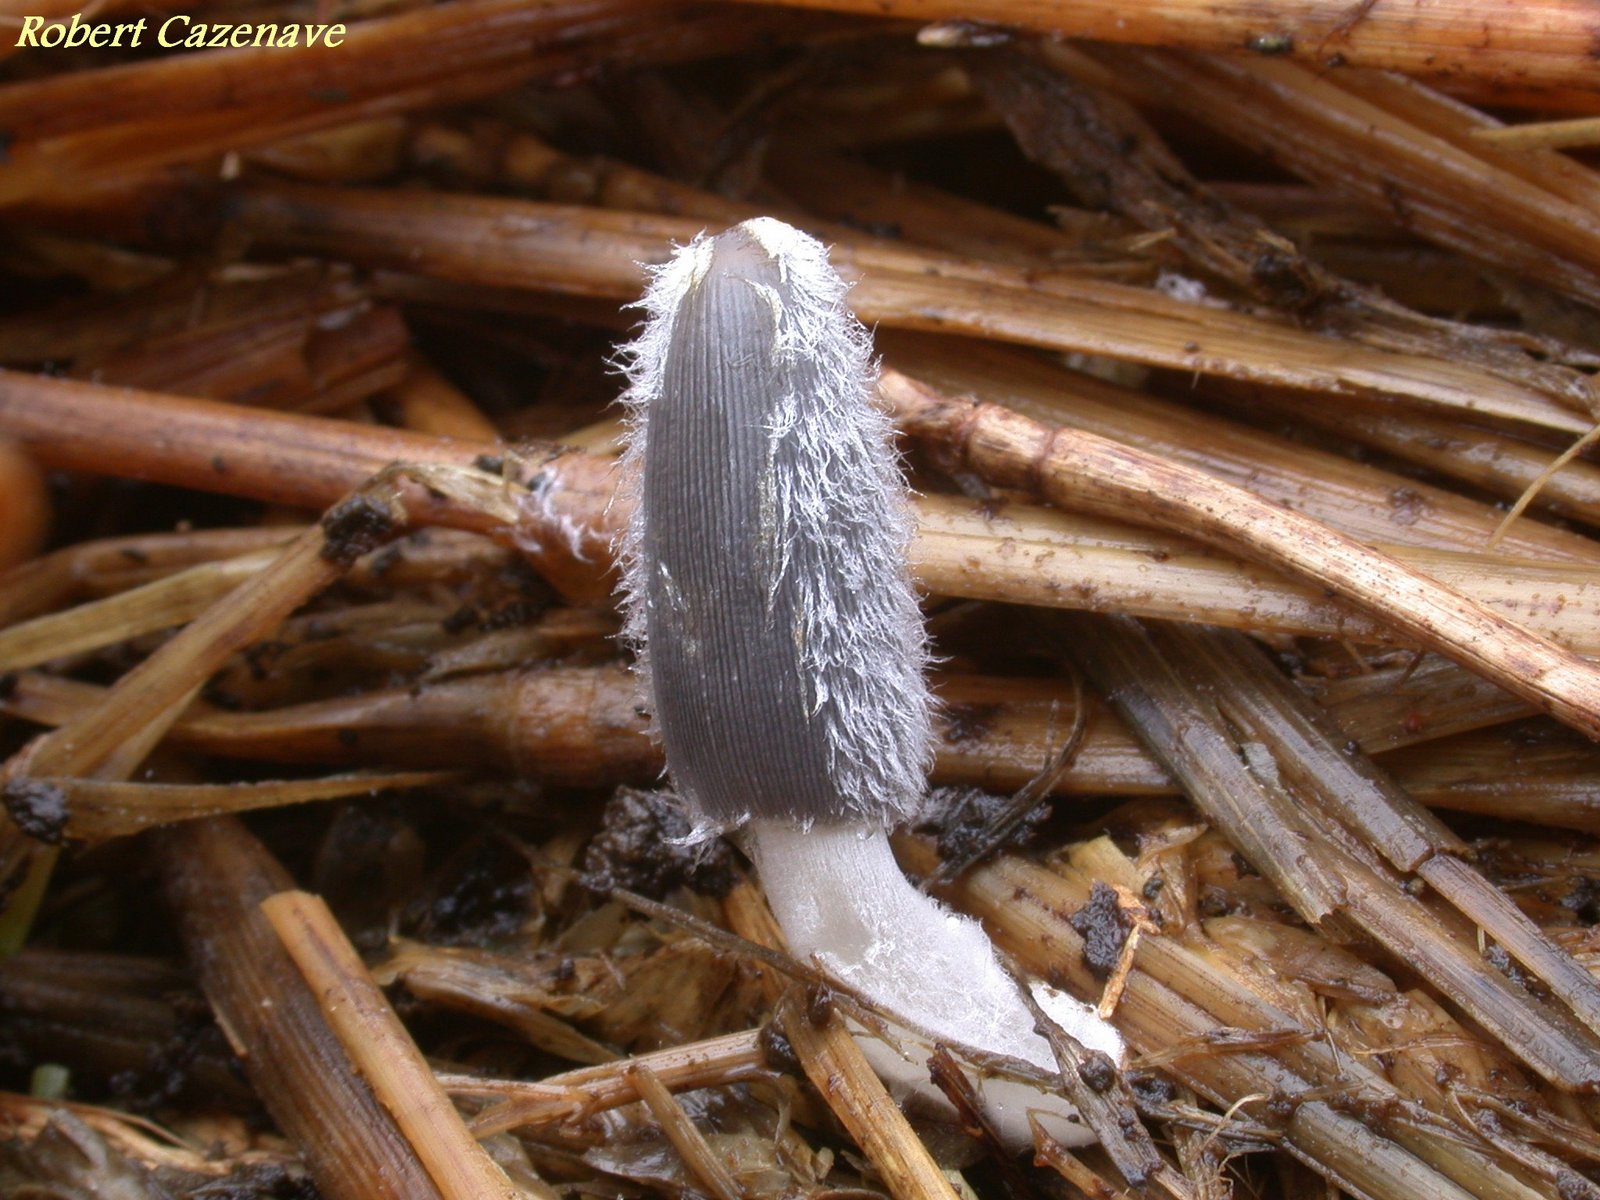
left=746, top=818, right=1125, bottom=1147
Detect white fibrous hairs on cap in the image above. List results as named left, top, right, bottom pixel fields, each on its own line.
left=616, top=217, right=933, bottom=830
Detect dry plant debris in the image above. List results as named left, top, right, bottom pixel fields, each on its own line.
left=3, top=5, right=1600, bottom=1200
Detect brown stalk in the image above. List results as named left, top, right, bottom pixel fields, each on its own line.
left=722, top=881, right=961, bottom=1200
left=384, top=355, right=502, bottom=441
left=0, top=441, right=49, bottom=573
left=1379, top=727, right=1600, bottom=832
left=0, top=947, right=255, bottom=1111
left=260, top=888, right=523, bottom=1200
left=1207, top=385, right=1600, bottom=532
left=216, top=182, right=1586, bottom=437
left=0, top=548, right=282, bottom=671
left=11, top=352, right=1600, bottom=654
left=0, top=1, right=833, bottom=207
left=627, top=1064, right=748, bottom=1200
left=65, top=302, right=409, bottom=415
left=158, top=817, right=444, bottom=1200
left=885, top=333, right=1599, bottom=564
left=718, top=0, right=1600, bottom=92
left=966, top=44, right=1599, bottom=422
left=881, top=369, right=1600, bottom=743
left=3, top=504, right=387, bottom=787
left=0, top=263, right=363, bottom=366
left=1304, top=654, right=1538, bottom=754
left=444, top=1030, right=768, bottom=1135
left=0, top=529, right=570, bottom=676
left=24, top=769, right=456, bottom=839
left=0, top=485, right=397, bottom=942
left=0, top=369, right=615, bottom=599
left=1084, top=46, right=1600, bottom=318
left=19, top=478, right=1600, bottom=708
left=1474, top=117, right=1600, bottom=152
left=405, top=123, right=754, bottom=227
left=17, top=522, right=506, bottom=607
left=761, top=139, right=1139, bottom=274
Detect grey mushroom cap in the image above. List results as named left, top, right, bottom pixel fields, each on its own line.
left=617, top=219, right=933, bottom=829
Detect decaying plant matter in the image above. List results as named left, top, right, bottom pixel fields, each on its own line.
left=5, top=5, right=1600, bottom=1200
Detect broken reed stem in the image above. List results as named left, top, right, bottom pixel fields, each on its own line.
left=1214, top=387, right=1600, bottom=533
left=722, top=881, right=961, bottom=1200
left=387, top=354, right=502, bottom=441
left=628, top=1064, right=748, bottom=1200
left=887, top=332, right=1599, bottom=565
left=445, top=125, right=1596, bottom=446
left=1085, top=46, right=1600, bottom=315
left=1126, top=619, right=1600, bottom=1053
left=718, top=0, right=1600, bottom=92
left=218, top=183, right=1583, bottom=438
left=447, top=1030, right=768, bottom=1135
left=159, top=817, right=442, bottom=1200
left=1474, top=117, right=1600, bottom=151
left=0, top=0, right=808, bottom=207
left=0, top=526, right=297, bottom=626
left=34, top=770, right=459, bottom=840
left=0, top=369, right=501, bottom=529
left=0, top=441, right=48, bottom=572
left=1056, top=611, right=1600, bottom=1094
left=0, top=548, right=281, bottom=671
left=899, top=836, right=1532, bottom=1200
left=880, top=370, right=1600, bottom=744
left=6, top=515, right=362, bottom=783
left=14, top=660, right=1592, bottom=830
left=22, top=483, right=1600, bottom=694
left=773, top=994, right=960, bottom=1200
left=0, top=368, right=614, bottom=599
left=260, top=889, right=522, bottom=1200
left=9, top=371, right=1600, bottom=657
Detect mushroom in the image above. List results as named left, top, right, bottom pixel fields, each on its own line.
left=616, top=217, right=1124, bottom=1145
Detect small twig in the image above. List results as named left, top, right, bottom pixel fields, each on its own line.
left=261, top=889, right=522, bottom=1200
left=1472, top=117, right=1600, bottom=151
left=11, top=770, right=457, bottom=840
left=722, top=881, right=962, bottom=1200
left=446, top=1030, right=768, bottom=1136
left=1488, top=421, right=1600, bottom=548
left=1010, top=965, right=1176, bottom=1197
left=1029, top=1117, right=1141, bottom=1200
left=883, top=369, right=1600, bottom=744
left=1096, top=885, right=1158, bottom=1022
left=159, top=817, right=441, bottom=1200
left=723, top=0, right=1600, bottom=91
left=772, top=991, right=961, bottom=1200
left=923, top=670, right=1089, bottom=888
left=629, top=1063, right=748, bottom=1200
